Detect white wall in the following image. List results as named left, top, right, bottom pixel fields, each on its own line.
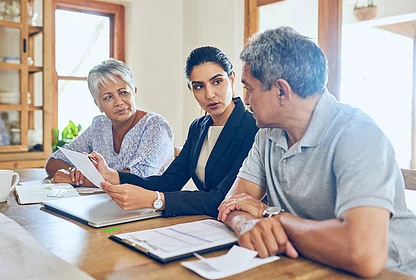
left=259, top=0, right=319, bottom=42
left=121, top=0, right=244, bottom=146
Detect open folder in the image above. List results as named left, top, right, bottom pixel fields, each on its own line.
left=109, top=219, right=238, bottom=263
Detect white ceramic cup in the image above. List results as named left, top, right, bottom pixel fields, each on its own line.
left=0, top=170, right=19, bottom=202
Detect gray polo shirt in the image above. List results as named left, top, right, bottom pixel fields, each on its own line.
left=238, top=91, right=416, bottom=275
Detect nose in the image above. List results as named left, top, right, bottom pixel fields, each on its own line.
left=205, top=85, right=215, bottom=100
left=244, top=91, right=250, bottom=105
left=113, top=94, right=124, bottom=106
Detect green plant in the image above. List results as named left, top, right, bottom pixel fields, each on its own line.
left=52, top=120, right=82, bottom=152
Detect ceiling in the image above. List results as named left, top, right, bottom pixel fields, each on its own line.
left=378, top=20, right=416, bottom=39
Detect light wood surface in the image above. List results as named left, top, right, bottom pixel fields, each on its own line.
left=0, top=169, right=412, bottom=280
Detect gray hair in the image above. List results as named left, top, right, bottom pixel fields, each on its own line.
left=240, top=26, right=328, bottom=98
left=87, top=58, right=136, bottom=100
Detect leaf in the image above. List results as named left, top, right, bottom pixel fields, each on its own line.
left=68, top=120, right=78, bottom=136
left=62, top=126, right=69, bottom=139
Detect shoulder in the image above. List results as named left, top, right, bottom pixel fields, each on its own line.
left=91, top=114, right=111, bottom=127
left=240, top=110, right=258, bottom=132
left=138, top=112, right=171, bottom=128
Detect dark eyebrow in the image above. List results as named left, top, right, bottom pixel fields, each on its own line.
left=191, top=73, right=225, bottom=85
left=209, top=73, right=224, bottom=81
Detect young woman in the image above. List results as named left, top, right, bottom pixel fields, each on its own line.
left=46, top=59, right=174, bottom=186
left=91, top=47, right=258, bottom=217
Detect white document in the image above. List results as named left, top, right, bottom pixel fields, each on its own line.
left=112, top=219, right=238, bottom=260
left=182, top=245, right=280, bottom=280
left=58, top=147, right=104, bottom=188
left=15, top=183, right=80, bottom=204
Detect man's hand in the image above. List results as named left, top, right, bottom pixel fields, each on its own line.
left=218, top=193, right=268, bottom=222
left=229, top=213, right=298, bottom=259
left=100, top=181, right=160, bottom=210
left=51, top=169, right=72, bottom=184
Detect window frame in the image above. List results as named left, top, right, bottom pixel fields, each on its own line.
left=51, top=0, right=125, bottom=130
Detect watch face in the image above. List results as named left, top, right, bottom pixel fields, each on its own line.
left=265, top=206, right=281, bottom=215
left=153, top=199, right=163, bottom=210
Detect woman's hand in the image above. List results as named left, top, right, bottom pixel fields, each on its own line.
left=218, top=193, right=268, bottom=222
left=51, top=169, right=72, bottom=184
left=88, top=152, right=120, bottom=184
left=100, top=181, right=160, bottom=210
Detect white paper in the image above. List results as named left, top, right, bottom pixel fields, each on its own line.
left=113, top=219, right=238, bottom=260
left=58, top=147, right=104, bottom=188
left=15, top=183, right=80, bottom=204
left=182, top=245, right=279, bottom=280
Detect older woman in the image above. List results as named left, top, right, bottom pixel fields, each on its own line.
left=46, top=59, right=174, bottom=186
left=90, top=46, right=258, bottom=217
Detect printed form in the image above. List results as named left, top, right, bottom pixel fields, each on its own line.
left=113, top=219, right=237, bottom=259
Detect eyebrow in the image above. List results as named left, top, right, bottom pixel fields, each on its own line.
left=101, top=88, right=127, bottom=96
left=191, top=73, right=225, bottom=85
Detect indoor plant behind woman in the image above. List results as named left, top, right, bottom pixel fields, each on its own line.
left=90, top=46, right=259, bottom=217
left=46, top=59, right=174, bottom=186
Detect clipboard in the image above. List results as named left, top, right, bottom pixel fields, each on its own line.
left=109, top=219, right=238, bottom=263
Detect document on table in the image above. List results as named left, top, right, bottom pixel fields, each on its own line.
left=109, top=219, right=238, bottom=263
left=58, top=147, right=104, bottom=188
left=182, top=245, right=280, bottom=280
left=15, top=183, right=79, bottom=205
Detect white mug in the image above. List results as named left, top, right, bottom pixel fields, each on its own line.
left=0, top=170, right=19, bottom=202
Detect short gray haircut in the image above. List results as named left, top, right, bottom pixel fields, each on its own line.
left=240, top=26, right=328, bottom=98
left=87, top=58, right=136, bottom=100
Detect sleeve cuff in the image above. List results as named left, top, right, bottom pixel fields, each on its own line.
left=336, top=196, right=395, bottom=219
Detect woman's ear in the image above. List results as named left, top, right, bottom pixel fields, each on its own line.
left=134, top=87, right=138, bottom=95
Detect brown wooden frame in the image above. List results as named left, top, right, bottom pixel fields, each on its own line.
left=244, top=0, right=342, bottom=99
left=50, top=0, right=125, bottom=131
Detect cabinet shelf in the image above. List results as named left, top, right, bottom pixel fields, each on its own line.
left=0, top=20, right=20, bottom=29
left=29, top=66, right=43, bottom=73
left=29, top=25, right=43, bottom=36
left=0, top=62, right=21, bottom=70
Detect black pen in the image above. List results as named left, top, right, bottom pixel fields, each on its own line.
left=88, top=156, right=97, bottom=165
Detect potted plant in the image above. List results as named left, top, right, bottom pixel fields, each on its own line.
left=52, top=120, right=82, bottom=152
left=354, top=0, right=377, bottom=22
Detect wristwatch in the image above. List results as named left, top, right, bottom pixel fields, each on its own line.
left=153, top=191, right=164, bottom=210
left=262, top=206, right=284, bottom=218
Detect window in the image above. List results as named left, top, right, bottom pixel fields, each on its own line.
left=341, top=25, right=413, bottom=168
left=52, top=0, right=124, bottom=133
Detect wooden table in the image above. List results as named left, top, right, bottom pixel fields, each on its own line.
left=0, top=169, right=412, bottom=280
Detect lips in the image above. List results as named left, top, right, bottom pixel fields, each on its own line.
left=207, top=102, right=220, bottom=108
left=115, top=108, right=129, bottom=114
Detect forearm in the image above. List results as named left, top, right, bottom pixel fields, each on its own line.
left=45, top=158, right=70, bottom=177
left=280, top=213, right=387, bottom=277
left=224, top=210, right=258, bottom=235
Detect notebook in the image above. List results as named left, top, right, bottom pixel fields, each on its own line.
left=41, top=193, right=162, bottom=228
left=109, top=219, right=238, bottom=263
left=15, top=183, right=80, bottom=205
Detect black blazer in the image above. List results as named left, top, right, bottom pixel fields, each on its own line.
left=118, top=97, right=258, bottom=217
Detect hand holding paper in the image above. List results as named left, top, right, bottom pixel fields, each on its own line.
left=58, top=147, right=104, bottom=188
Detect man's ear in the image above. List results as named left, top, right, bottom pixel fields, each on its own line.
left=275, top=79, right=292, bottom=99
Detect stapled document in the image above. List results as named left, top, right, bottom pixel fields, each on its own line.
left=15, top=183, right=79, bottom=205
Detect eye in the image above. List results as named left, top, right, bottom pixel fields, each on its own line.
left=213, top=79, right=222, bottom=85
left=103, top=95, right=112, bottom=101
left=120, top=91, right=129, bottom=95
left=193, top=84, right=203, bottom=90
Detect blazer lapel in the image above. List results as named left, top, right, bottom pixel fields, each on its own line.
left=204, top=97, right=245, bottom=185
left=190, top=116, right=212, bottom=174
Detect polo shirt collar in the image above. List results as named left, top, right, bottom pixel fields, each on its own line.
left=266, top=90, right=337, bottom=149
left=300, top=90, right=337, bottom=148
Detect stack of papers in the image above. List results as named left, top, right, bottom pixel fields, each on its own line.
left=181, top=245, right=279, bottom=279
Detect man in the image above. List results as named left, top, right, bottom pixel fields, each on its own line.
left=218, top=27, right=416, bottom=277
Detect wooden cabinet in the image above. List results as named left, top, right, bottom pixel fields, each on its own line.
left=0, top=0, right=52, bottom=168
